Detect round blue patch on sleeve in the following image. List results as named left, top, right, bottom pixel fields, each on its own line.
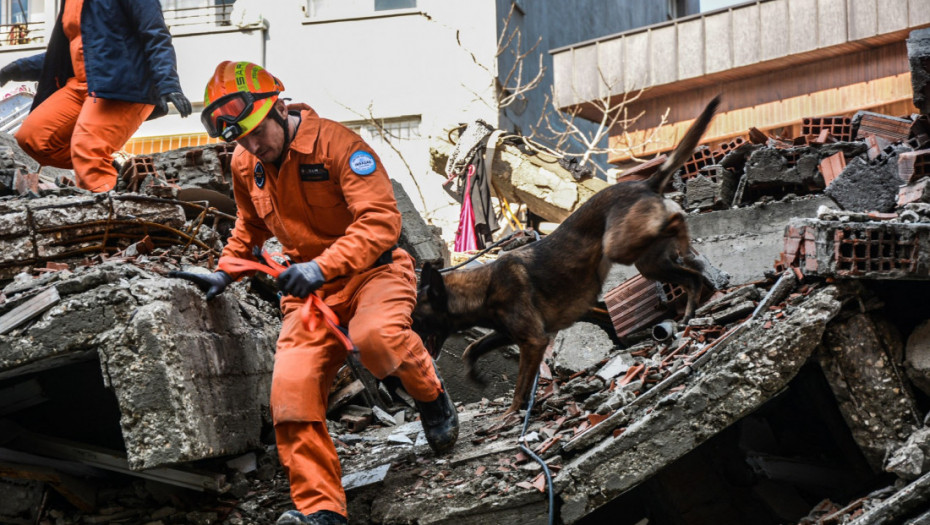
left=349, top=151, right=377, bottom=176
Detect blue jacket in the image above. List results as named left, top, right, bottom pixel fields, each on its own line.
left=7, top=0, right=182, bottom=119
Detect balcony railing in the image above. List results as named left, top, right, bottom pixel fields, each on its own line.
left=0, top=21, right=46, bottom=47
left=162, top=2, right=235, bottom=29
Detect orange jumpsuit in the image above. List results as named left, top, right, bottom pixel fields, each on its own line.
left=220, top=104, right=442, bottom=518
left=14, top=0, right=154, bottom=192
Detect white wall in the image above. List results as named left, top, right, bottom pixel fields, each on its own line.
left=146, top=1, right=501, bottom=238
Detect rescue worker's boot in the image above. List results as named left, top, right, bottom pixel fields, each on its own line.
left=276, top=510, right=347, bottom=525
left=414, top=368, right=459, bottom=454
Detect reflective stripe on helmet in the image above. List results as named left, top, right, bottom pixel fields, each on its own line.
left=202, top=61, right=286, bottom=141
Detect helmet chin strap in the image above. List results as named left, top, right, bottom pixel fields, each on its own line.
left=270, top=109, right=292, bottom=167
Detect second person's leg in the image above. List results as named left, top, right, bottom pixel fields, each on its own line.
left=71, top=96, right=153, bottom=192
left=14, top=78, right=85, bottom=169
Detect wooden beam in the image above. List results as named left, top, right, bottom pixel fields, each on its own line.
left=18, top=434, right=225, bottom=492
left=0, top=286, right=60, bottom=335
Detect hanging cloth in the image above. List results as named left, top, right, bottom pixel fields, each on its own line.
left=453, top=164, right=478, bottom=252
left=468, top=150, right=499, bottom=248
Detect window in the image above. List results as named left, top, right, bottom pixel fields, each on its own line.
left=160, top=0, right=236, bottom=28
left=347, top=116, right=421, bottom=147
left=1, top=0, right=44, bottom=26
left=0, top=0, right=45, bottom=45
left=667, top=0, right=688, bottom=20
left=375, top=0, right=415, bottom=10
left=307, top=0, right=416, bottom=20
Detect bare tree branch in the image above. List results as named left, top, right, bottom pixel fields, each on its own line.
left=529, top=46, right=670, bottom=178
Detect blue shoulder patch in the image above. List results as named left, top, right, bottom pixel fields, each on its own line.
left=349, top=151, right=377, bottom=176
left=254, top=162, right=266, bottom=188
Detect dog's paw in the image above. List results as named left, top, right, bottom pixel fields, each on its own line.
left=465, top=364, right=490, bottom=386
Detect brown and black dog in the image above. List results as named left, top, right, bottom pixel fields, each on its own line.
left=414, top=96, right=720, bottom=415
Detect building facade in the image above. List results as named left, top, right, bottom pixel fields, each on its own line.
left=551, top=0, right=930, bottom=169
left=0, top=0, right=696, bottom=234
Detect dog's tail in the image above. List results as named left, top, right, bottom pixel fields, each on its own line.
left=647, top=95, right=721, bottom=194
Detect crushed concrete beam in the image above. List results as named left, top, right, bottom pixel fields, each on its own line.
left=0, top=194, right=188, bottom=279
left=430, top=134, right=607, bottom=223
left=557, top=285, right=846, bottom=523
left=818, top=313, right=921, bottom=470
left=906, top=319, right=930, bottom=398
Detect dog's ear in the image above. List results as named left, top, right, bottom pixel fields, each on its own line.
left=421, top=262, right=448, bottom=309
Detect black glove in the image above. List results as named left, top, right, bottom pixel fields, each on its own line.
left=277, top=261, right=325, bottom=298
left=169, top=270, right=232, bottom=300
left=159, top=91, right=192, bottom=117
left=0, top=63, right=16, bottom=87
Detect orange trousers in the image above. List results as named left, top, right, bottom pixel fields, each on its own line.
left=15, top=77, right=153, bottom=192
left=272, top=249, right=442, bottom=517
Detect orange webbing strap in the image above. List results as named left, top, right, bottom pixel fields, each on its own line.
left=302, top=294, right=358, bottom=354
left=217, top=253, right=358, bottom=354
left=218, top=257, right=283, bottom=278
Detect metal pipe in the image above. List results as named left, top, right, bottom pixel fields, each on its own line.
left=652, top=319, right=677, bottom=342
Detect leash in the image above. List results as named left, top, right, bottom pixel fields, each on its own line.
left=434, top=228, right=540, bottom=274
left=217, top=250, right=358, bottom=355
left=520, top=369, right=555, bottom=525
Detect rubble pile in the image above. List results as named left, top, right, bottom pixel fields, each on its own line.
left=3, top=37, right=930, bottom=521
left=668, top=113, right=928, bottom=215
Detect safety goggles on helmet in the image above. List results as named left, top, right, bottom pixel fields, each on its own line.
left=201, top=90, right=279, bottom=142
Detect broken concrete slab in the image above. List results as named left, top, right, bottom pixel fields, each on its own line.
left=885, top=426, right=930, bottom=481
left=392, top=180, right=448, bottom=268
left=604, top=195, right=836, bottom=289
left=552, top=321, right=614, bottom=376
left=684, top=165, right=738, bottom=211
left=826, top=151, right=907, bottom=213
left=787, top=218, right=930, bottom=280
left=147, top=144, right=236, bottom=195
left=908, top=27, right=930, bottom=116
left=0, top=261, right=278, bottom=470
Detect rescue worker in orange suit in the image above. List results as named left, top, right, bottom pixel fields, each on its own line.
left=0, top=0, right=191, bottom=192
left=170, top=61, right=458, bottom=525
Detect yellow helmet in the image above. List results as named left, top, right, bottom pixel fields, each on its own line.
left=201, top=61, right=285, bottom=142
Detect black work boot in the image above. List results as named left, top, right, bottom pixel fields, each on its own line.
left=414, top=367, right=459, bottom=454
left=276, top=510, right=347, bottom=525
